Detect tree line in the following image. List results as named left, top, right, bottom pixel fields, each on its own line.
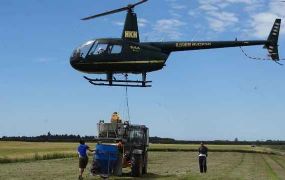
left=149, top=136, right=285, bottom=145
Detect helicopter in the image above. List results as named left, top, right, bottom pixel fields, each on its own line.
left=70, top=0, right=282, bottom=87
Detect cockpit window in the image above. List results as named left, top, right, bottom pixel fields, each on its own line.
left=76, top=40, right=95, bottom=58
left=110, top=45, right=122, bottom=54
left=89, top=43, right=108, bottom=55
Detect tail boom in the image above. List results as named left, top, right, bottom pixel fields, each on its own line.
left=149, top=40, right=267, bottom=53
left=147, top=19, right=281, bottom=62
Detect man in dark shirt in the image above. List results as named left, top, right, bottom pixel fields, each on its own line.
left=77, top=139, right=94, bottom=180
left=198, top=142, right=208, bottom=173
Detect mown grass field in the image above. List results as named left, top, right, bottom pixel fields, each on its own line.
left=0, top=142, right=285, bottom=179
left=0, top=141, right=89, bottom=162
left=0, top=141, right=279, bottom=162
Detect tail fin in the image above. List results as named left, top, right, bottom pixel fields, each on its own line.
left=264, top=19, right=281, bottom=61
left=121, top=10, right=140, bottom=42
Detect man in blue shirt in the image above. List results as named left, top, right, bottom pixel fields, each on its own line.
left=78, top=139, right=94, bottom=180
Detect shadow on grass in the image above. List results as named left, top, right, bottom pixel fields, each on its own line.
left=112, top=172, right=174, bottom=179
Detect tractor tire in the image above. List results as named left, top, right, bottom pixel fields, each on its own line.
left=142, top=152, right=148, bottom=174
left=131, top=154, right=143, bottom=177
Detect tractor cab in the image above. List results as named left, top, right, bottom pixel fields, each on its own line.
left=91, top=120, right=149, bottom=177
left=128, top=125, right=149, bottom=146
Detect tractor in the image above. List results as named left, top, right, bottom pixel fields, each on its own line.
left=90, top=119, right=149, bottom=177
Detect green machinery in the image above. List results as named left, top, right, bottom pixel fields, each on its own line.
left=90, top=120, right=149, bottom=177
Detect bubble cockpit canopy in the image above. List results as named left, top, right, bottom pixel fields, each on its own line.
left=71, top=39, right=123, bottom=60
left=72, top=40, right=96, bottom=59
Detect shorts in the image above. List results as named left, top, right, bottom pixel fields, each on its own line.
left=79, top=156, right=88, bottom=168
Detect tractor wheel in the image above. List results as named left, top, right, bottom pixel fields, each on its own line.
left=131, top=154, right=143, bottom=177
left=142, top=152, right=148, bottom=174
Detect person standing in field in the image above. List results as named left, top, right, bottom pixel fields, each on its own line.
left=198, top=142, right=208, bottom=173
left=77, top=139, right=94, bottom=180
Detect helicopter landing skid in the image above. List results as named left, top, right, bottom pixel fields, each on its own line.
left=83, top=74, right=152, bottom=87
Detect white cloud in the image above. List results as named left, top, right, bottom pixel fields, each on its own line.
left=199, top=4, right=219, bottom=11
left=225, top=0, right=255, bottom=4
left=34, top=57, right=58, bottom=64
left=199, top=0, right=256, bottom=5
left=247, top=1, right=285, bottom=38
left=153, top=19, right=186, bottom=40
left=269, top=1, right=285, bottom=17
left=188, top=10, right=196, bottom=17
left=113, top=21, right=124, bottom=26
left=169, top=9, right=183, bottom=18
left=196, top=0, right=284, bottom=38
left=195, top=0, right=284, bottom=37
left=167, top=2, right=188, bottom=19
left=198, top=1, right=239, bottom=32
left=138, top=18, right=149, bottom=27
left=171, top=4, right=187, bottom=10
left=249, top=13, right=278, bottom=38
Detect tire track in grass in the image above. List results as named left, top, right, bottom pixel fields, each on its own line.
left=217, top=153, right=245, bottom=179
left=228, top=153, right=246, bottom=173
left=269, top=155, right=285, bottom=179
left=249, top=153, right=274, bottom=180
left=236, top=153, right=246, bottom=167
left=229, top=153, right=255, bottom=179
left=271, top=155, right=285, bottom=169
left=262, top=155, right=280, bottom=180
left=180, top=152, right=243, bottom=180
left=252, top=153, right=268, bottom=180
left=228, top=153, right=268, bottom=180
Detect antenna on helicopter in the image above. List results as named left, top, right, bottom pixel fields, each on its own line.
left=81, top=0, right=148, bottom=20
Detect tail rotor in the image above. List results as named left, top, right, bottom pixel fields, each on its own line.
left=264, top=19, right=281, bottom=61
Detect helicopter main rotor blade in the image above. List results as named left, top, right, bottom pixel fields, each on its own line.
left=131, top=0, right=148, bottom=8
left=81, top=7, right=129, bottom=20
left=81, top=0, right=148, bottom=20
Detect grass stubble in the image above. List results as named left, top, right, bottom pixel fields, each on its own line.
left=0, top=142, right=285, bottom=180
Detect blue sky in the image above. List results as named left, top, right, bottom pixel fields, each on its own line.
left=0, top=0, right=285, bottom=140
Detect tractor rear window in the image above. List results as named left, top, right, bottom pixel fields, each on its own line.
left=129, top=129, right=144, bottom=143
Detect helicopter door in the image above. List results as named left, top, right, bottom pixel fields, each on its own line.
left=106, top=44, right=123, bottom=61
left=108, top=45, right=122, bottom=54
